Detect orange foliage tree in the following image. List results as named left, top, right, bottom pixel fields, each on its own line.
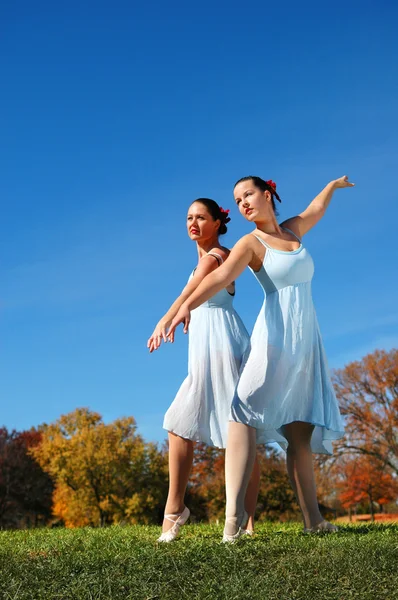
left=188, top=443, right=226, bottom=521
left=333, top=349, right=398, bottom=476
left=336, top=455, right=398, bottom=520
left=30, top=408, right=168, bottom=527
left=187, top=444, right=298, bottom=522
left=256, top=448, right=299, bottom=521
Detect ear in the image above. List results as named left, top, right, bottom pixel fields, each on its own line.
left=264, top=190, right=272, bottom=203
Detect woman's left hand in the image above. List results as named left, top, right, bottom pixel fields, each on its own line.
left=332, top=175, right=355, bottom=189
left=147, top=319, right=171, bottom=353
left=167, top=305, right=191, bottom=341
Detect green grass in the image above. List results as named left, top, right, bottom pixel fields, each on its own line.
left=0, top=522, right=397, bottom=600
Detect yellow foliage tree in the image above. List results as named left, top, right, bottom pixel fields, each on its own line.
left=30, top=408, right=168, bottom=527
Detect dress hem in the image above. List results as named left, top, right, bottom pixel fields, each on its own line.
left=229, top=417, right=345, bottom=455
left=163, top=427, right=227, bottom=450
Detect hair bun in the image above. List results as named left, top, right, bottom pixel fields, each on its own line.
left=219, top=206, right=231, bottom=223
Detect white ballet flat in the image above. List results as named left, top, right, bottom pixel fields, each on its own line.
left=157, top=506, right=190, bottom=543
left=304, top=520, right=339, bottom=534
left=222, top=510, right=249, bottom=544
left=243, top=529, right=254, bottom=536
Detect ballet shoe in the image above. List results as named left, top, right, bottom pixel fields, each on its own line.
left=304, top=519, right=338, bottom=534
left=243, top=529, right=254, bottom=536
left=222, top=510, right=249, bottom=544
left=157, top=506, right=190, bottom=543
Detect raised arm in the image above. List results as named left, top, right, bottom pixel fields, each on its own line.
left=282, top=175, right=355, bottom=238
left=167, top=236, right=254, bottom=337
left=148, top=252, right=226, bottom=352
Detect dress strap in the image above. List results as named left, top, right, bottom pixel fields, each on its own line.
left=253, top=235, right=272, bottom=250
left=281, top=226, right=301, bottom=243
left=207, top=251, right=224, bottom=265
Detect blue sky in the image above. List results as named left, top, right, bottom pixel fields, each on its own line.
left=1, top=1, right=397, bottom=445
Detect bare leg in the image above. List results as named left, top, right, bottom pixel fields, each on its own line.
left=162, top=432, right=194, bottom=532
left=281, top=422, right=323, bottom=529
left=224, top=422, right=257, bottom=535
left=244, top=454, right=261, bottom=532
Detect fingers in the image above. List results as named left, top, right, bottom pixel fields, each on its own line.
left=183, top=315, right=191, bottom=334
left=166, top=325, right=175, bottom=339
left=149, top=340, right=158, bottom=353
left=167, top=320, right=179, bottom=339
left=337, top=175, right=355, bottom=187
left=148, top=334, right=163, bottom=352
left=343, top=175, right=355, bottom=186
left=167, top=320, right=178, bottom=342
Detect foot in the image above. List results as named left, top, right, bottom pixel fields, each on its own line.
left=244, top=515, right=255, bottom=536
left=304, top=520, right=338, bottom=534
left=243, top=528, right=254, bottom=536
left=157, top=506, right=190, bottom=543
left=222, top=511, right=249, bottom=544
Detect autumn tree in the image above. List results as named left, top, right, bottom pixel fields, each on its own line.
left=0, top=428, right=53, bottom=528
left=188, top=443, right=226, bottom=521
left=333, top=349, right=398, bottom=475
left=30, top=408, right=168, bottom=527
left=256, top=447, right=299, bottom=521
left=188, top=443, right=299, bottom=522
left=336, top=455, right=398, bottom=521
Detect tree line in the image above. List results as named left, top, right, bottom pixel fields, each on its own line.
left=0, top=349, right=397, bottom=528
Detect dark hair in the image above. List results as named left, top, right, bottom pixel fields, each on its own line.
left=234, top=176, right=282, bottom=216
left=192, top=198, right=230, bottom=235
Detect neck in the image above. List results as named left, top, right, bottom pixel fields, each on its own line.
left=254, top=213, right=282, bottom=235
left=196, top=237, right=221, bottom=258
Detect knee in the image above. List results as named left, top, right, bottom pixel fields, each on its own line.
left=286, top=438, right=312, bottom=456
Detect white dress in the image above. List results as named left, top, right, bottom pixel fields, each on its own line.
left=231, top=229, right=345, bottom=454
left=163, top=252, right=250, bottom=448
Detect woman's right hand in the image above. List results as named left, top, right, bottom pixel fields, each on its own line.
left=332, top=175, right=355, bottom=189
left=147, top=319, right=171, bottom=353
left=167, top=305, right=191, bottom=340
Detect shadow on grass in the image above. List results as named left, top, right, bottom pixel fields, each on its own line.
left=252, top=523, right=398, bottom=538
left=332, top=523, right=398, bottom=535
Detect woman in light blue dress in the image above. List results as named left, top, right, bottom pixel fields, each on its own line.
left=148, top=198, right=260, bottom=542
left=168, top=176, right=354, bottom=540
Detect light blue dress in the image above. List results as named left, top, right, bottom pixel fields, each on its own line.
left=164, top=253, right=250, bottom=449
left=231, top=228, right=345, bottom=454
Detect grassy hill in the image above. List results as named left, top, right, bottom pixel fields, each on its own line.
left=0, top=522, right=397, bottom=599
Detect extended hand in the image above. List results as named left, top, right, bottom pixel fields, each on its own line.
left=333, top=175, right=355, bottom=189
left=167, top=305, right=191, bottom=340
left=147, top=320, right=170, bottom=353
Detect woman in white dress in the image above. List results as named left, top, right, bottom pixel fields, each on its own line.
left=148, top=198, right=260, bottom=542
left=168, top=176, right=354, bottom=541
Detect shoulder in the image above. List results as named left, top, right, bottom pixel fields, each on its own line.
left=227, top=234, right=258, bottom=253
left=204, top=248, right=228, bottom=267
left=235, top=233, right=263, bottom=252
left=236, top=233, right=258, bottom=248
left=227, top=234, right=259, bottom=261
left=208, top=247, right=230, bottom=262
left=279, top=217, right=301, bottom=238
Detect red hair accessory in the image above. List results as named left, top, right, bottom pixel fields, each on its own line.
left=266, top=180, right=277, bottom=191
left=219, top=207, right=231, bottom=223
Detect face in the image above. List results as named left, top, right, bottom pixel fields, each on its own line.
left=186, top=202, right=220, bottom=241
left=234, top=180, right=273, bottom=223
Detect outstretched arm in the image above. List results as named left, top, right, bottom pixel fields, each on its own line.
left=147, top=253, right=226, bottom=352
left=167, top=236, right=254, bottom=336
left=282, top=175, right=355, bottom=238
